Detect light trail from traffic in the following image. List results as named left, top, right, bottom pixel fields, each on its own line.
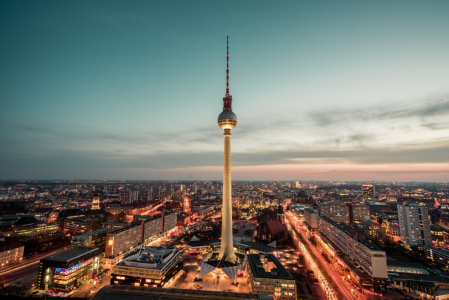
left=287, top=212, right=357, bottom=300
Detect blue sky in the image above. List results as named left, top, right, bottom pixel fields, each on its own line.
left=1, top=1, right=449, bottom=181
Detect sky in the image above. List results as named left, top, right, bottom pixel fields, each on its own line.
left=1, top=1, right=449, bottom=181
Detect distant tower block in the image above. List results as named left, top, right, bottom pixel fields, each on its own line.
left=183, top=195, right=191, bottom=214
left=92, top=194, right=100, bottom=210
left=218, top=35, right=237, bottom=263
left=277, top=204, right=285, bottom=224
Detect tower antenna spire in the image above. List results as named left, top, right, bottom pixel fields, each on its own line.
left=226, top=34, right=229, bottom=95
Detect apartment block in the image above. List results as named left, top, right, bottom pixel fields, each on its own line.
left=319, top=202, right=349, bottom=223
left=398, top=203, right=431, bottom=247
left=0, top=240, right=24, bottom=268
left=105, top=223, right=142, bottom=259
left=319, top=203, right=370, bottom=223
left=317, top=216, right=388, bottom=280
left=142, top=215, right=163, bottom=244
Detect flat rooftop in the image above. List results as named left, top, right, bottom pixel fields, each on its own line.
left=247, top=254, right=294, bottom=280
left=93, top=285, right=273, bottom=300
left=43, top=246, right=99, bottom=262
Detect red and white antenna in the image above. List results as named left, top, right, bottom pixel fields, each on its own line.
left=226, top=35, right=230, bottom=95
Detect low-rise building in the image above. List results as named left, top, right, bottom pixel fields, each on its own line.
left=387, top=261, right=429, bottom=274
left=64, top=218, right=100, bottom=234
left=233, top=220, right=257, bottom=243
left=0, top=240, right=24, bottom=268
left=389, top=273, right=449, bottom=300
left=247, top=253, right=296, bottom=300
left=71, top=228, right=107, bottom=247
left=104, top=204, right=122, bottom=215
left=193, top=206, right=214, bottom=217
left=1, top=222, right=59, bottom=241
left=111, top=246, right=183, bottom=288
left=425, top=246, right=449, bottom=271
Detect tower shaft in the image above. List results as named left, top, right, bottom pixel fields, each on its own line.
left=219, top=129, right=235, bottom=262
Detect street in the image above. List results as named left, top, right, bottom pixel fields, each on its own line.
left=286, top=212, right=356, bottom=300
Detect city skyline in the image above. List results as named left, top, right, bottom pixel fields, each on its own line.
left=1, top=1, right=449, bottom=181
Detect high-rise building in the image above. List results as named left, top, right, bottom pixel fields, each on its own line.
left=398, top=203, right=431, bottom=247
left=132, top=191, right=140, bottom=202
left=362, top=184, right=375, bottom=196
left=92, top=194, right=100, bottom=210
left=183, top=195, right=191, bottom=214
left=295, top=181, right=300, bottom=188
left=217, top=35, right=238, bottom=264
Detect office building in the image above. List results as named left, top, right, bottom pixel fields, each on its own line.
left=111, top=246, right=183, bottom=287
left=247, top=253, right=296, bottom=300
left=37, top=246, right=102, bottom=291
left=398, top=203, right=431, bottom=247
left=362, top=184, right=375, bottom=196
left=1, top=222, right=59, bottom=241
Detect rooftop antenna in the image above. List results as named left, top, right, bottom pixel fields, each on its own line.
left=226, top=35, right=229, bottom=96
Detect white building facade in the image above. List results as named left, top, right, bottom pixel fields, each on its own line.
left=398, top=203, right=431, bottom=247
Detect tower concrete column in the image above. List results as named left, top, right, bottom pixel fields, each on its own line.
left=219, top=129, right=235, bottom=263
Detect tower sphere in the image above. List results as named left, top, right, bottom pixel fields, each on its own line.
left=218, top=111, right=237, bottom=130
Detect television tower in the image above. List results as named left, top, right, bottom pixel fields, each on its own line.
left=218, top=35, right=237, bottom=263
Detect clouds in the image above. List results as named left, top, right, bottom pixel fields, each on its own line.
left=1, top=95, right=449, bottom=181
